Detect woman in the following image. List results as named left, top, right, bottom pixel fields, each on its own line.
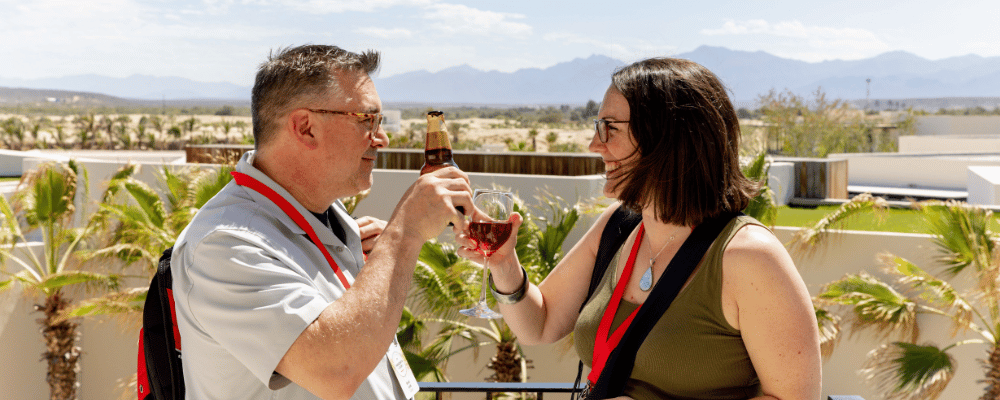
left=457, top=57, right=821, bottom=400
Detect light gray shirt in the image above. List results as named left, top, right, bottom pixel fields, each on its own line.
left=172, top=151, right=411, bottom=400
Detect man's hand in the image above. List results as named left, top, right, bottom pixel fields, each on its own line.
left=385, top=166, right=474, bottom=245
left=356, top=216, right=386, bottom=254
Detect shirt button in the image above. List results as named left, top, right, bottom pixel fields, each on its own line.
left=335, top=246, right=345, bottom=253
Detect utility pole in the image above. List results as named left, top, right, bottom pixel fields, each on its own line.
left=865, top=78, right=871, bottom=112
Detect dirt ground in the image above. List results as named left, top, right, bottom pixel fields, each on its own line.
left=0, top=113, right=597, bottom=153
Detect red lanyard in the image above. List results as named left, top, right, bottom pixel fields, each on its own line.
left=231, top=171, right=352, bottom=290
left=588, top=223, right=646, bottom=386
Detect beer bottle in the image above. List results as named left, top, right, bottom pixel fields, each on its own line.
left=420, top=111, right=459, bottom=174
left=420, top=110, right=464, bottom=218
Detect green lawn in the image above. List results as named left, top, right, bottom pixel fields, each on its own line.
left=0, top=177, right=19, bottom=182
left=775, top=205, right=1000, bottom=234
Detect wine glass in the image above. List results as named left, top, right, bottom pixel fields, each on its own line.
left=459, top=189, right=514, bottom=319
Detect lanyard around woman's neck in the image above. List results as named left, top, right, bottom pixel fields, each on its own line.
left=230, top=171, right=352, bottom=289
left=588, top=223, right=646, bottom=386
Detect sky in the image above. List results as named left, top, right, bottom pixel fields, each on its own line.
left=2, top=0, right=999, bottom=86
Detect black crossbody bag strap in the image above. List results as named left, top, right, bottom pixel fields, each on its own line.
left=571, top=207, right=642, bottom=399
left=587, top=207, right=643, bottom=309
left=585, top=211, right=741, bottom=400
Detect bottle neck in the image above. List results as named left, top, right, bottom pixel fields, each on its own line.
left=424, top=129, right=452, bottom=151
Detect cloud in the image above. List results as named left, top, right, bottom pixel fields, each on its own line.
left=543, top=32, right=676, bottom=61
left=422, top=3, right=532, bottom=38
left=701, top=19, right=891, bottom=61
left=357, top=27, right=413, bottom=39
left=702, top=19, right=878, bottom=40
left=261, top=0, right=435, bottom=14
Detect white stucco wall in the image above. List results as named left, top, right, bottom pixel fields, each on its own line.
left=914, top=115, right=1000, bottom=136
left=899, top=135, right=1000, bottom=153
left=832, top=152, right=1000, bottom=192
left=1, top=154, right=988, bottom=400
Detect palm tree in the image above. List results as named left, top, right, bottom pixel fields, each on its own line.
left=800, top=198, right=1000, bottom=400
left=0, top=162, right=122, bottom=400
left=73, top=113, right=96, bottom=149
left=740, top=151, right=777, bottom=227
left=3, top=116, right=26, bottom=149
left=98, top=115, right=115, bottom=149
left=402, top=151, right=777, bottom=389
left=402, top=190, right=590, bottom=388
left=68, top=163, right=235, bottom=319
left=114, top=115, right=132, bottom=150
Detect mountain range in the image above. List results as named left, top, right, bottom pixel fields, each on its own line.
left=2, top=46, right=999, bottom=106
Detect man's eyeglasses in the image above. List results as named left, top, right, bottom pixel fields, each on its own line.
left=307, top=109, right=383, bottom=132
left=593, top=118, right=629, bottom=143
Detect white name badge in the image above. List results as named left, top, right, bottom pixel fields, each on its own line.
left=387, top=340, right=419, bottom=399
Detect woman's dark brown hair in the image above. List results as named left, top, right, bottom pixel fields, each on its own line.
left=609, top=57, right=757, bottom=226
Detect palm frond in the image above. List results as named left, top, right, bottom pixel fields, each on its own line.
left=117, top=178, right=167, bottom=229
left=790, top=193, right=888, bottom=252
left=193, top=164, right=234, bottom=209
left=917, top=200, right=996, bottom=279
left=815, top=305, right=841, bottom=359
left=17, top=162, right=77, bottom=227
left=881, top=253, right=979, bottom=338
left=101, top=164, right=139, bottom=203
left=162, top=165, right=194, bottom=210
left=36, top=270, right=121, bottom=292
left=916, top=201, right=1000, bottom=323
left=817, top=272, right=919, bottom=342
left=0, top=248, right=44, bottom=283
left=531, top=189, right=581, bottom=275
left=741, top=151, right=778, bottom=227
left=340, top=189, right=370, bottom=216
left=397, top=306, right=426, bottom=352
left=61, top=287, right=146, bottom=321
left=861, top=342, right=955, bottom=400
left=410, top=241, right=478, bottom=317
left=512, top=201, right=540, bottom=269
left=86, top=243, right=157, bottom=272
left=0, top=194, right=28, bottom=246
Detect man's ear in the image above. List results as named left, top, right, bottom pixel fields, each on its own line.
left=287, top=109, right=319, bottom=150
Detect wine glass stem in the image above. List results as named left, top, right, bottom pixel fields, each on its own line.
left=479, top=258, right=490, bottom=305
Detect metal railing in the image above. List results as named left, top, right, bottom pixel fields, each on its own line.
left=417, top=383, right=865, bottom=400
left=419, top=382, right=581, bottom=400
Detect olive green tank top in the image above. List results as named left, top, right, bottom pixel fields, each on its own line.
left=574, top=215, right=763, bottom=400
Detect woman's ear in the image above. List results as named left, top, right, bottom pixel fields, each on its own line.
left=287, top=109, right=319, bottom=150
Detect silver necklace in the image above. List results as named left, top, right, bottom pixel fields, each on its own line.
left=639, top=230, right=676, bottom=292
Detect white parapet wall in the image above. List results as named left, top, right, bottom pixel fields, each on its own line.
left=900, top=135, right=1000, bottom=153
left=914, top=115, right=1000, bottom=136
left=968, top=166, right=1000, bottom=206
left=768, top=161, right=794, bottom=206
left=6, top=150, right=988, bottom=399
left=2, top=227, right=986, bottom=400
left=831, top=151, right=1000, bottom=192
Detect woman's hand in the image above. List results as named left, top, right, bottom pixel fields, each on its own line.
left=455, top=212, right=524, bottom=292
left=356, top=216, right=386, bottom=254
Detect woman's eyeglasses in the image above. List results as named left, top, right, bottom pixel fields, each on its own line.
left=593, top=118, right=629, bottom=143
left=308, top=109, right=384, bottom=132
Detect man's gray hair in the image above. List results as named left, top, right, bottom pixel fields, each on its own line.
left=251, top=45, right=380, bottom=149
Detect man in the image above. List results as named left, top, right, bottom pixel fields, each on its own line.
left=170, top=45, right=473, bottom=399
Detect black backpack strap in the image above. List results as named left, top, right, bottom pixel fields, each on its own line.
left=586, top=212, right=742, bottom=400
left=140, top=247, right=184, bottom=400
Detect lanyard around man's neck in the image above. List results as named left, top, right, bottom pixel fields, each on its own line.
left=230, top=171, right=352, bottom=289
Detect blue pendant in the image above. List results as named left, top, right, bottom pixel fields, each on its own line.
left=639, top=266, right=653, bottom=291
